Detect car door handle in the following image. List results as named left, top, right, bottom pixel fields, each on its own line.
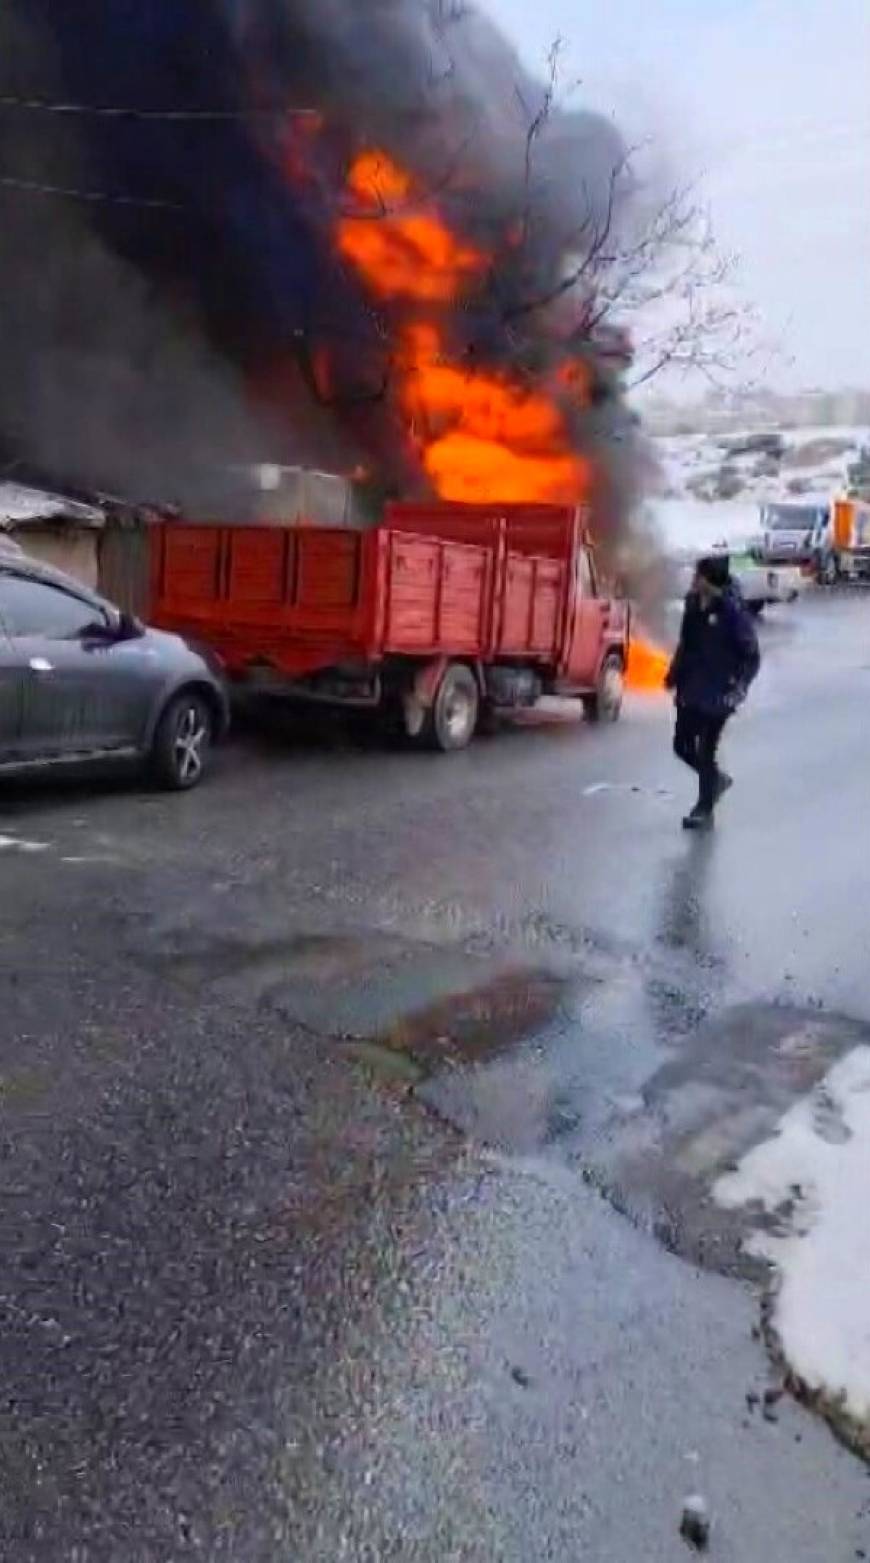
left=28, top=657, right=53, bottom=674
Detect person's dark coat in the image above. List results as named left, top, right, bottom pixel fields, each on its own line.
left=666, top=583, right=760, bottom=717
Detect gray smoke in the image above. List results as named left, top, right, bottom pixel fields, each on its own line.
left=0, top=0, right=651, bottom=557
left=0, top=5, right=355, bottom=510
left=242, top=1, right=628, bottom=284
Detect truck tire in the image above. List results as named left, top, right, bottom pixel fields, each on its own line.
left=582, top=655, right=624, bottom=724
left=427, top=664, right=479, bottom=752
left=150, top=689, right=213, bottom=790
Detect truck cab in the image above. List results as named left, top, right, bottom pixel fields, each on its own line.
left=756, top=501, right=831, bottom=575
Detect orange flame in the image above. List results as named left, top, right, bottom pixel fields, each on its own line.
left=337, top=150, right=591, bottom=506
left=399, top=324, right=590, bottom=505
left=626, top=637, right=669, bottom=692
left=338, top=151, right=484, bottom=304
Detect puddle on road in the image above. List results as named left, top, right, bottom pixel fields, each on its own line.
left=137, top=919, right=870, bottom=1289
left=138, top=924, right=572, bottom=1074
left=342, top=993, right=870, bottom=1310
left=367, top=967, right=567, bottom=1073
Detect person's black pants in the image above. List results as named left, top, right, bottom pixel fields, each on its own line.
left=674, top=706, right=728, bottom=812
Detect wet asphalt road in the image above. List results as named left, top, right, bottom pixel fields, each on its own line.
left=2, top=589, right=870, bottom=1560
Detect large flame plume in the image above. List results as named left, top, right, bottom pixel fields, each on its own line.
left=336, top=150, right=592, bottom=507
left=0, top=0, right=669, bottom=680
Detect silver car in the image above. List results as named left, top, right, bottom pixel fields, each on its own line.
left=0, top=551, right=229, bottom=789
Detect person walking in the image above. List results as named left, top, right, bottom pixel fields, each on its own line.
left=666, top=554, right=760, bottom=830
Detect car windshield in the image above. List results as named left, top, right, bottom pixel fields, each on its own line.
left=765, top=506, right=822, bottom=531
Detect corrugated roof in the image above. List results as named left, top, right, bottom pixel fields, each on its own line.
left=0, top=482, right=106, bottom=530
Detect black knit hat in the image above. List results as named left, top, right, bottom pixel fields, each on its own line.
left=696, top=554, right=731, bottom=589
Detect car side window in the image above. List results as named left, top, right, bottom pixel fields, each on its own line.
left=0, top=575, right=104, bottom=639
left=576, top=548, right=595, bottom=597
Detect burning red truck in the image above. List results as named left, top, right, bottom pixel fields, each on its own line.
left=150, top=502, right=631, bottom=751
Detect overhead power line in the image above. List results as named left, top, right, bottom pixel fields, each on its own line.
left=0, top=173, right=184, bottom=210
left=0, top=94, right=320, bottom=123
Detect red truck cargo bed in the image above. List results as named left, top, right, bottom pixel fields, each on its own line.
left=150, top=509, right=577, bottom=679
left=151, top=521, right=507, bottom=675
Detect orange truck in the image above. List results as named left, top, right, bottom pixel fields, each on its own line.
left=831, top=498, right=870, bottom=582
left=150, top=501, right=631, bottom=751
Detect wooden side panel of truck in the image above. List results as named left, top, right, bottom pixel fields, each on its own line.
left=150, top=502, right=630, bottom=749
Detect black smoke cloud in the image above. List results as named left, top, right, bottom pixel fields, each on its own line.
left=0, top=0, right=644, bottom=534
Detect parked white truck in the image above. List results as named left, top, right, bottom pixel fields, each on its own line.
left=731, top=553, right=804, bottom=614
left=754, top=496, right=870, bottom=584
left=670, top=548, right=804, bottom=621
left=755, top=499, right=832, bottom=579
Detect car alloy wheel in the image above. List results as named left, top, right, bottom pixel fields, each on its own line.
left=172, top=702, right=209, bottom=785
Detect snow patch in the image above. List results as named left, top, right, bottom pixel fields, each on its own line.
left=715, top=1046, right=870, bottom=1422
left=653, top=497, right=759, bottom=554
left=0, top=481, right=104, bottom=528
left=654, top=425, right=868, bottom=508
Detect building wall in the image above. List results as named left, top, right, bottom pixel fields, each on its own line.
left=11, top=526, right=100, bottom=589
left=98, top=522, right=152, bottom=616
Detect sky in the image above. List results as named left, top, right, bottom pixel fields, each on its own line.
left=484, top=0, right=870, bottom=392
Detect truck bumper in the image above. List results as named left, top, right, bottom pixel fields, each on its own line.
left=839, top=554, right=870, bottom=580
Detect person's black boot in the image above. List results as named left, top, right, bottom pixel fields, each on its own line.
left=714, top=771, right=733, bottom=804
left=682, top=803, right=713, bottom=831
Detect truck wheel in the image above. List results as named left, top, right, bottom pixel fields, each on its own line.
left=150, top=690, right=213, bottom=790
left=428, top=664, right=479, bottom=752
left=583, top=655, right=624, bottom=724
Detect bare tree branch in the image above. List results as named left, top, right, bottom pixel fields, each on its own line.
left=287, top=26, right=758, bottom=414
left=488, top=41, right=759, bottom=393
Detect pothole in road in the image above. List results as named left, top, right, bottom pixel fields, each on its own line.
left=135, top=913, right=870, bottom=1461
left=413, top=990, right=870, bottom=1464
left=390, top=995, right=870, bottom=1468
left=138, top=924, right=574, bottom=1076
left=140, top=922, right=870, bottom=1295
left=558, top=1004, right=870, bottom=1278
left=141, top=930, right=386, bottom=992
left=405, top=995, right=870, bottom=1299
left=352, top=966, right=568, bottom=1077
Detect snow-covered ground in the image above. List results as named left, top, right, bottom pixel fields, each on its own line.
left=655, top=425, right=868, bottom=505
left=649, top=423, right=870, bottom=559
left=715, top=1047, right=870, bottom=1435
left=651, top=497, right=759, bottom=556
